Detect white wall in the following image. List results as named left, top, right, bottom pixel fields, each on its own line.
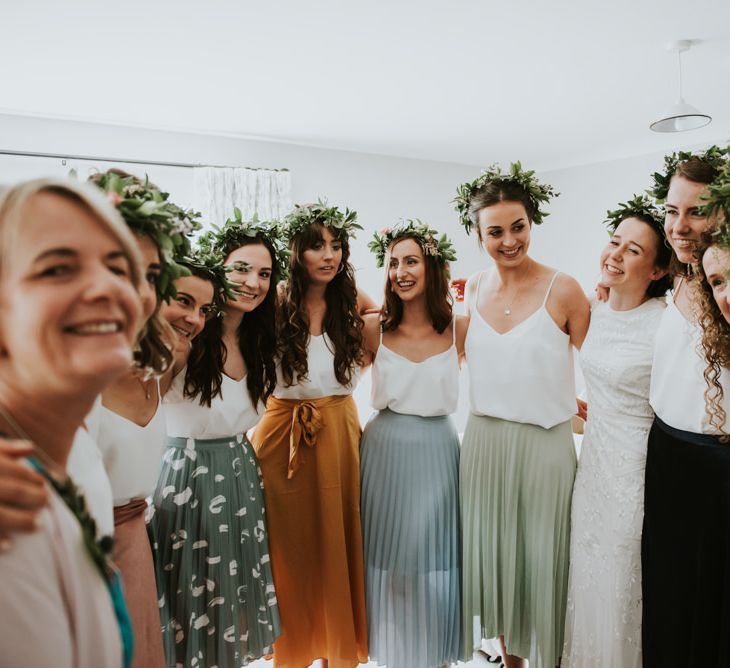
left=0, top=114, right=483, bottom=426
left=0, top=113, right=710, bottom=426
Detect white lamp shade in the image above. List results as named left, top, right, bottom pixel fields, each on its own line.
left=650, top=101, right=712, bottom=132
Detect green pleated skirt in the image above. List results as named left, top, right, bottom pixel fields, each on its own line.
left=460, top=413, right=576, bottom=668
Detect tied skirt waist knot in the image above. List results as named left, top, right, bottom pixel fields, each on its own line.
left=251, top=393, right=368, bottom=668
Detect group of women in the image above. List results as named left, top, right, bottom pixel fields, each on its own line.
left=0, top=145, right=728, bottom=668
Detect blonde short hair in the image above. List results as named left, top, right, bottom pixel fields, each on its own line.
left=0, top=177, right=143, bottom=287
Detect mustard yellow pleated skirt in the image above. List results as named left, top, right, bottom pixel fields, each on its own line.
left=252, top=394, right=368, bottom=668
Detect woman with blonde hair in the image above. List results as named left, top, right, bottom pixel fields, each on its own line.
left=0, top=178, right=143, bottom=667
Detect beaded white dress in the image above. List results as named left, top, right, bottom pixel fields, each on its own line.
left=563, top=298, right=665, bottom=668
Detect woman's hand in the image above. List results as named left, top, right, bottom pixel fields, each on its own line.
left=595, top=283, right=609, bottom=302
left=0, top=439, right=48, bottom=549
left=450, top=278, right=467, bottom=303
left=576, top=398, right=588, bottom=421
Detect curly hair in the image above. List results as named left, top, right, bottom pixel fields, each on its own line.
left=695, top=234, right=730, bottom=438
left=382, top=234, right=453, bottom=333
left=278, top=223, right=363, bottom=387
left=183, top=236, right=280, bottom=408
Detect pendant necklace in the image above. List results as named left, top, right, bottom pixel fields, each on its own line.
left=135, top=374, right=152, bottom=400
left=502, top=268, right=531, bottom=317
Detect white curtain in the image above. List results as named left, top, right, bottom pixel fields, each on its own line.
left=193, top=166, right=292, bottom=230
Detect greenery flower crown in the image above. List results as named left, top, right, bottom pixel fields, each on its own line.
left=649, top=145, right=730, bottom=203
left=704, top=161, right=730, bottom=247
left=179, top=249, right=239, bottom=317
left=604, top=194, right=664, bottom=233
left=90, top=171, right=202, bottom=300
left=280, top=199, right=363, bottom=242
left=454, top=161, right=559, bottom=234
left=368, top=219, right=457, bottom=268
left=197, top=207, right=290, bottom=280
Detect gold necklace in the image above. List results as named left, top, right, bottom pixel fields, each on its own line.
left=501, top=268, right=531, bottom=316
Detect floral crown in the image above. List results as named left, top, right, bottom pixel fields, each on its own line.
left=368, top=219, right=457, bottom=268
left=197, top=207, right=290, bottom=280
left=604, top=194, right=665, bottom=233
left=649, top=145, right=730, bottom=203
left=178, top=248, right=239, bottom=318
left=454, top=161, right=559, bottom=234
left=280, top=199, right=363, bottom=243
left=703, top=161, right=730, bottom=246
left=89, top=170, right=201, bottom=300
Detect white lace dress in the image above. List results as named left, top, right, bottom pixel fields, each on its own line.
left=563, top=298, right=665, bottom=668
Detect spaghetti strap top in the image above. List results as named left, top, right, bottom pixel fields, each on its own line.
left=650, top=284, right=730, bottom=434
left=274, top=332, right=359, bottom=400
left=371, top=319, right=459, bottom=416
left=465, top=270, right=576, bottom=428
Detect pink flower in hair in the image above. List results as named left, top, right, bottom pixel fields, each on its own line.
left=107, top=191, right=123, bottom=207
left=379, top=227, right=391, bottom=235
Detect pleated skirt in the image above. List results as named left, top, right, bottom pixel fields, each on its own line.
left=642, top=418, right=730, bottom=667
left=149, top=434, right=281, bottom=668
left=360, top=409, right=463, bottom=668
left=113, top=499, right=165, bottom=668
left=460, top=413, right=576, bottom=668
left=252, top=394, right=368, bottom=668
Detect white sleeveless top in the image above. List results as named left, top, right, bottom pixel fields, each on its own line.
left=95, top=386, right=167, bottom=506
left=371, top=320, right=459, bottom=417
left=650, top=289, right=730, bottom=434
left=67, top=398, right=115, bottom=538
left=164, top=370, right=263, bottom=439
left=274, top=332, right=359, bottom=400
left=465, top=271, right=576, bottom=429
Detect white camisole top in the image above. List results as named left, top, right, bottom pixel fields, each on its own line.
left=95, top=383, right=167, bottom=506
left=465, top=270, right=576, bottom=429
left=274, top=332, right=359, bottom=400
left=371, top=320, right=459, bottom=417
left=164, top=369, right=263, bottom=439
left=650, top=287, right=730, bottom=435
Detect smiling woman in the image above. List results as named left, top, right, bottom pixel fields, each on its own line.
left=0, top=178, right=143, bottom=668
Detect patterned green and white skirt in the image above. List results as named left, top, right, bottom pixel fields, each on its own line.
left=149, top=434, right=281, bottom=668
left=460, top=414, right=576, bottom=668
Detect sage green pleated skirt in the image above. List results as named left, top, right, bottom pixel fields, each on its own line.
left=460, top=414, right=576, bottom=668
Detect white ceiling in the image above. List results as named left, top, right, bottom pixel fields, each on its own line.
left=2, top=0, right=729, bottom=171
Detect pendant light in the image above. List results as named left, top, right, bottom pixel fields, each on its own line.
left=650, top=40, right=711, bottom=133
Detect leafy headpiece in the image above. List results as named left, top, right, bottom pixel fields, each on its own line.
left=649, top=145, right=730, bottom=203
left=197, top=207, right=290, bottom=280
left=703, top=161, right=730, bottom=246
left=178, top=248, right=238, bottom=318
left=454, top=161, right=558, bottom=234
left=89, top=170, right=201, bottom=299
left=280, top=199, right=362, bottom=242
left=368, top=219, right=457, bottom=268
left=604, top=194, right=664, bottom=233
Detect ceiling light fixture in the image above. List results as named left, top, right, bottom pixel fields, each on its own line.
left=650, top=40, right=711, bottom=133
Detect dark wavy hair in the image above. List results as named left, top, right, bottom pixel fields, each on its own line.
left=468, top=180, right=536, bottom=243
left=382, top=234, right=453, bottom=333
left=278, top=223, right=363, bottom=387
left=695, top=234, right=730, bottom=438
left=184, top=237, right=280, bottom=408
left=667, top=156, right=722, bottom=277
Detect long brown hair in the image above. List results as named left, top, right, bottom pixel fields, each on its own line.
left=668, top=156, right=722, bottom=277
left=278, top=223, right=363, bottom=387
left=382, top=234, right=453, bottom=333
left=695, top=235, right=730, bottom=438
left=184, top=237, right=280, bottom=407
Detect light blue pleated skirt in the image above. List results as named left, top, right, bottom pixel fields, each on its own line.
left=460, top=413, right=576, bottom=668
left=360, top=408, right=463, bottom=668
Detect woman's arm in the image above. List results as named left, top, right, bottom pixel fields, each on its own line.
left=553, top=274, right=591, bottom=349
left=361, top=313, right=382, bottom=366
left=0, top=440, right=48, bottom=545
left=455, top=314, right=470, bottom=366
left=357, top=289, right=380, bottom=315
